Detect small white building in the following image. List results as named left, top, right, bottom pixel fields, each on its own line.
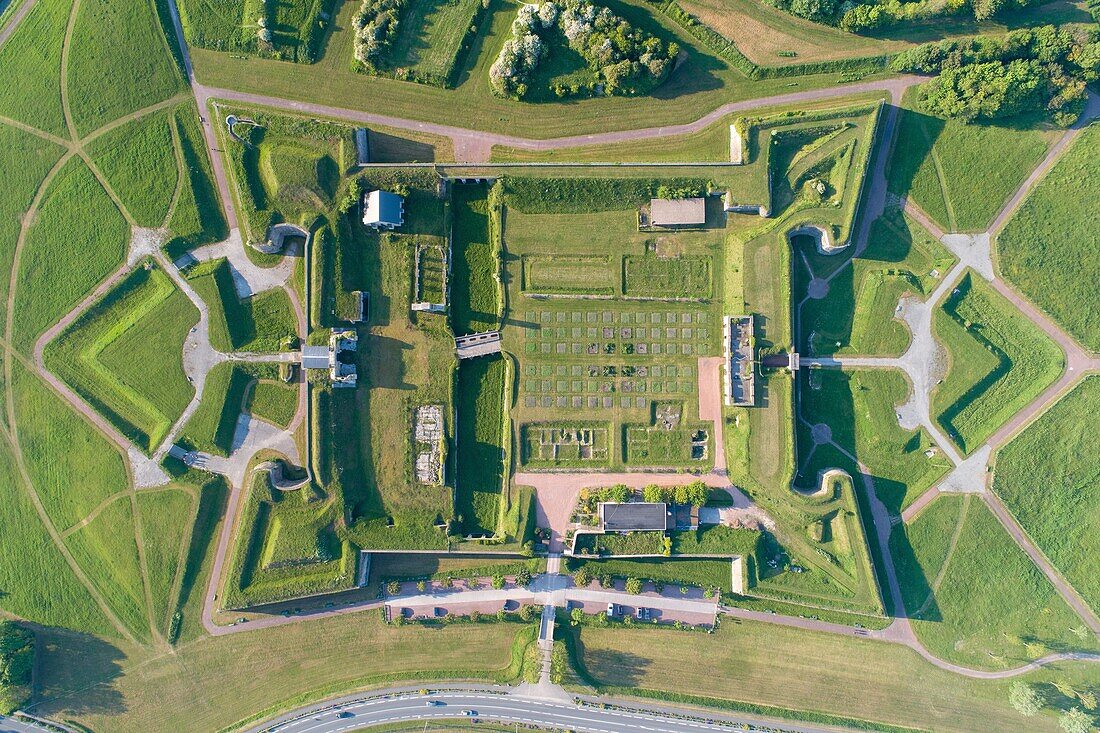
left=362, top=190, right=404, bottom=230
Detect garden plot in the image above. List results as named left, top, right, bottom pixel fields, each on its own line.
left=45, top=264, right=198, bottom=454
left=522, top=423, right=611, bottom=468
left=522, top=255, right=615, bottom=295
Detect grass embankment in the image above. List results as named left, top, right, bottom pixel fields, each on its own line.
left=455, top=354, right=507, bottom=536
left=180, top=362, right=254, bottom=456
left=450, top=183, right=500, bottom=335
left=997, top=123, right=1100, bottom=352
left=186, top=257, right=297, bottom=352
left=933, top=272, right=1063, bottom=454
left=569, top=616, right=1100, bottom=733
left=165, top=105, right=229, bottom=259
left=248, top=380, right=299, bottom=428
left=892, top=494, right=1098, bottom=670
left=888, top=92, right=1055, bottom=232
left=46, top=264, right=198, bottom=453
left=992, top=376, right=1100, bottom=615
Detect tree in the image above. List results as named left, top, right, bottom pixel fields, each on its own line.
left=625, top=577, right=643, bottom=595
left=571, top=607, right=586, bottom=626
left=1059, top=708, right=1094, bottom=733
left=516, top=567, right=533, bottom=587
left=642, top=484, right=666, bottom=504
left=1009, top=681, right=1044, bottom=717
left=573, top=567, right=592, bottom=588
left=385, top=580, right=401, bottom=595
left=491, top=574, right=506, bottom=590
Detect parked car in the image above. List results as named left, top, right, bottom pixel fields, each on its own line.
left=636, top=607, right=650, bottom=621
left=606, top=602, right=617, bottom=617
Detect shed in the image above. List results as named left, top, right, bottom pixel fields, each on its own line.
left=650, top=197, right=706, bottom=227
left=363, top=190, right=404, bottom=230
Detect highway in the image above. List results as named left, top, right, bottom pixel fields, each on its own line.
left=251, top=689, right=840, bottom=733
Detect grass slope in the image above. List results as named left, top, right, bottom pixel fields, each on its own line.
left=0, top=0, right=68, bottom=136
left=993, top=376, right=1100, bottom=615
left=165, top=106, right=229, bottom=258
left=186, top=258, right=297, bottom=352
left=11, top=363, right=128, bottom=531
left=900, top=496, right=1097, bottom=669
left=455, top=354, right=506, bottom=535
left=933, top=272, right=1063, bottom=454
left=248, top=380, right=298, bottom=428
left=64, top=497, right=149, bottom=643
left=0, top=437, right=114, bottom=637
left=0, top=124, right=64, bottom=326
left=14, top=157, right=129, bottom=351
left=180, top=362, right=252, bottom=457
left=88, top=109, right=179, bottom=228
left=67, top=0, right=183, bottom=135
left=997, top=124, right=1100, bottom=352
left=135, top=488, right=194, bottom=634
left=451, top=183, right=499, bottom=335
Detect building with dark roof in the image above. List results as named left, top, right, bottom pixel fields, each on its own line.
left=598, top=502, right=671, bottom=532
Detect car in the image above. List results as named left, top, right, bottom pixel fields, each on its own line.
left=336, top=711, right=355, bottom=719
left=463, top=709, right=477, bottom=716
left=606, top=602, right=616, bottom=617
left=426, top=701, right=445, bottom=707
left=636, top=607, right=650, bottom=621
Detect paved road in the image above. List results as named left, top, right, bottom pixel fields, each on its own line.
left=0, top=0, right=32, bottom=49
left=248, top=688, right=839, bottom=733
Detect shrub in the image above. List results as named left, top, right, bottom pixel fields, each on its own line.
left=386, top=580, right=401, bottom=595
left=573, top=567, right=592, bottom=588
left=625, top=577, right=643, bottom=595
left=352, top=0, right=408, bottom=68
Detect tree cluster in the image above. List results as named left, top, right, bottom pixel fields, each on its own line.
left=0, top=621, right=33, bottom=715
left=641, top=480, right=710, bottom=507
left=762, top=0, right=1044, bottom=31
left=489, top=0, right=678, bottom=99
left=892, top=26, right=1100, bottom=124
left=352, top=0, right=408, bottom=68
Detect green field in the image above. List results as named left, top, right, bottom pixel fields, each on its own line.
left=177, top=0, right=336, bottom=63
left=0, top=124, right=64, bottom=327
left=63, top=497, right=150, bottom=642
left=46, top=264, right=198, bottom=453
left=135, top=488, right=195, bottom=635
left=933, top=272, right=1064, bottom=454
left=165, top=106, right=229, bottom=258
left=180, top=363, right=253, bottom=456
left=66, top=0, right=183, bottom=135
left=566, top=556, right=737, bottom=593
left=893, top=495, right=1097, bottom=670
left=450, top=183, right=500, bottom=335
left=570, top=615, right=1100, bottom=733
left=381, top=0, right=484, bottom=85
left=997, top=123, right=1100, bottom=352
left=992, top=377, right=1100, bottom=615
left=455, top=355, right=507, bottom=536
left=799, top=207, right=956, bottom=357
left=0, top=0, right=69, bottom=136
left=249, top=380, right=299, bottom=428
left=13, top=157, right=129, bottom=351
left=11, top=363, right=128, bottom=532
left=89, top=109, right=179, bottom=228
left=186, top=258, right=298, bottom=352
left=888, top=92, right=1055, bottom=232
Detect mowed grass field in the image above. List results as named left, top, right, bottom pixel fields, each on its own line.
left=0, top=124, right=64, bottom=326
left=13, top=157, right=129, bottom=352
left=997, top=123, right=1100, bottom=352
left=165, top=105, right=229, bottom=258
left=887, top=95, right=1055, bottom=233
left=0, top=0, right=68, bottom=136
left=993, top=377, right=1100, bottom=614
left=387, top=0, right=483, bottom=82
left=135, top=488, right=195, bottom=635
left=894, top=495, right=1097, bottom=669
left=66, top=0, right=183, bottom=135
left=571, top=616, right=1100, bottom=733
left=249, top=380, right=299, bottom=428
left=89, top=109, right=179, bottom=229
left=34, top=612, right=532, bottom=733
left=45, top=264, right=198, bottom=453
left=450, top=183, right=499, bottom=335
left=933, top=272, right=1063, bottom=454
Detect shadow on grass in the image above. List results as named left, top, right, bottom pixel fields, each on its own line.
left=31, top=627, right=126, bottom=718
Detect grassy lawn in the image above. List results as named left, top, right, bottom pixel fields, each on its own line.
left=45, top=264, right=198, bottom=453
left=186, top=258, right=297, bottom=352
left=13, top=157, right=129, bottom=352
left=890, top=491, right=959, bottom=617
left=992, top=376, right=1100, bottom=615
left=797, top=368, right=951, bottom=514
left=63, top=497, right=150, bottom=643
left=33, top=611, right=532, bottom=733
left=135, top=488, right=195, bottom=635
left=177, top=0, right=336, bottom=63
left=0, top=0, right=68, bottom=136
left=455, top=354, right=507, bottom=536
left=11, top=362, right=128, bottom=532
left=249, top=380, right=299, bottom=428
left=385, top=0, right=484, bottom=84
left=0, top=437, right=115, bottom=637
left=165, top=105, right=229, bottom=259
left=799, top=207, right=956, bottom=357
left=66, top=0, right=183, bottom=136
left=894, top=495, right=1098, bottom=669
left=570, top=615, right=1100, bottom=733
left=88, top=108, right=179, bottom=228
left=887, top=90, right=1056, bottom=233
left=180, top=362, right=252, bottom=457
left=933, top=272, right=1064, bottom=454
left=0, top=123, right=64, bottom=327
left=450, top=183, right=499, bottom=335
left=997, top=123, right=1100, bottom=352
